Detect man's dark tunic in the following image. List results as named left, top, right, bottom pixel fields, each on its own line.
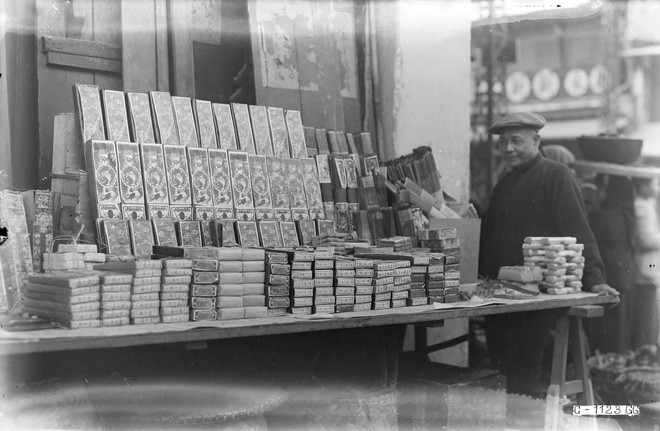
left=479, top=153, right=607, bottom=394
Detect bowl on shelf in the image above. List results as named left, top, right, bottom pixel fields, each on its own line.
left=577, top=135, right=643, bottom=164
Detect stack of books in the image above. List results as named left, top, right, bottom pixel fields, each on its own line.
left=265, top=251, right=291, bottom=317
left=380, top=236, right=414, bottom=252
left=23, top=272, right=101, bottom=328
left=212, top=248, right=266, bottom=320
left=98, top=272, right=132, bottom=326
left=160, top=258, right=192, bottom=323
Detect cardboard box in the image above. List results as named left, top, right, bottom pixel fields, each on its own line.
left=429, top=218, right=481, bottom=284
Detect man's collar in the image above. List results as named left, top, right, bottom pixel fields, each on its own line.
left=512, top=152, right=542, bottom=172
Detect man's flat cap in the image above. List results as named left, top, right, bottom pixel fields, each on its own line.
left=489, top=112, right=546, bottom=134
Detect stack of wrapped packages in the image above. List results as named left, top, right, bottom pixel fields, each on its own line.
left=522, top=236, right=585, bottom=294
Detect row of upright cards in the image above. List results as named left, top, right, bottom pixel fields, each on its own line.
left=73, top=84, right=307, bottom=158
left=85, top=141, right=324, bottom=221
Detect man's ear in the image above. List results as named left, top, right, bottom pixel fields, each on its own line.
left=533, top=133, right=541, bottom=147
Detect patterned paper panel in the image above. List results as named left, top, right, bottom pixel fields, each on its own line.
left=207, top=149, right=234, bottom=209
left=265, top=156, right=289, bottom=209
left=210, top=218, right=238, bottom=246
left=101, top=90, right=130, bottom=141
left=102, top=220, right=132, bottom=256
left=331, top=156, right=348, bottom=189
left=323, top=202, right=335, bottom=221
left=151, top=218, right=177, bottom=246
left=193, top=206, right=214, bottom=221
left=309, top=208, right=326, bottom=220
left=279, top=221, right=300, bottom=247
left=291, top=209, right=310, bottom=221
left=235, top=209, right=255, bottom=221
left=249, top=105, right=273, bottom=156
left=344, top=157, right=359, bottom=189
left=139, top=143, right=169, bottom=204
left=273, top=208, right=292, bottom=222
left=362, top=155, right=380, bottom=175
left=149, top=91, right=180, bottom=145
left=85, top=140, right=120, bottom=205
left=186, top=147, right=214, bottom=206
left=334, top=202, right=350, bottom=233
left=121, top=204, right=147, bottom=220
left=147, top=204, right=171, bottom=219
left=296, top=220, right=317, bottom=246
left=248, top=155, right=272, bottom=209
left=212, top=103, right=237, bottom=150
left=236, top=221, right=259, bottom=247
left=172, top=96, right=199, bottom=147
left=200, top=221, right=213, bottom=246
left=0, top=191, right=34, bottom=285
left=316, top=219, right=335, bottom=237
left=116, top=142, right=145, bottom=204
left=74, top=84, right=106, bottom=142
left=97, top=203, right=122, bottom=219
left=163, top=145, right=192, bottom=204
left=176, top=220, right=203, bottom=247
left=315, top=155, right=332, bottom=186
left=194, top=100, right=218, bottom=149
left=267, top=107, right=290, bottom=158
left=129, top=219, right=154, bottom=258
left=31, top=191, right=54, bottom=272
left=214, top=207, right=235, bottom=219
left=284, top=110, right=307, bottom=159
left=227, top=151, right=254, bottom=209
left=171, top=205, right=193, bottom=221
left=255, top=208, right=275, bottom=221
left=231, top=103, right=256, bottom=154
left=257, top=220, right=281, bottom=248
left=127, top=93, right=156, bottom=143
left=285, top=158, right=307, bottom=209
left=300, top=158, right=323, bottom=210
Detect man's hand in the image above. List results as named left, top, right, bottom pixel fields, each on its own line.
left=589, top=284, right=620, bottom=296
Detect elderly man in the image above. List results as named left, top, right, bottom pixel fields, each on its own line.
left=479, top=112, right=618, bottom=395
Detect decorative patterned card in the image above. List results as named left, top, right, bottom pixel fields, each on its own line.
left=235, top=209, right=255, bottom=221
left=31, top=190, right=54, bottom=272
left=193, top=206, right=214, bottom=221
left=236, top=221, right=259, bottom=247
left=116, top=142, right=145, bottom=204
left=279, top=221, right=300, bottom=247
left=121, top=204, right=146, bottom=220
left=139, top=143, right=169, bottom=204
left=334, top=202, right=350, bottom=233
left=214, top=207, right=234, bottom=219
left=207, top=148, right=234, bottom=211
left=300, top=158, right=323, bottom=210
left=362, top=155, right=380, bottom=175
left=257, top=220, right=281, bottom=248
left=231, top=103, right=256, bottom=154
left=186, top=147, right=213, bottom=206
left=73, top=84, right=106, bottom=142
left=151, top=218, right=177, bottom=246
left=194, top=100, right=218, bottom=149
left=98, top=203, right=122, bottom=219
left=210, top=219, right=237, bottom=246
left=266, top=156, right=289, bottom=209
left=315, top=128, right=330, bottom=154
left=85, top=140, right=120, bottom=206
left=296, top=220, right=317, bottom=246
left=316, top=219, right=335, bottom=237
left=309, top=208, right=326, bottom=220
left=102, top=220, right=131, bottom=255
left=200, top=221, right=213, bottom=246
left=291, top=209, right=310, bottom=221
left=255, top=209, right=275, bottom=221
left=128, top=219, right=154, bottom=258
left=163, top=145, right=192, bottom=204
left=331, top=156, right=348, bottom=189
left=249, top=105, right=273, bottom=156
left=149, top=91, right=180, bottom=145
left=101, top=90, right=130, bottom=141
left=212, top=103, right=237, bottom=150
left=285, top=158, right=307, bottom=209
left=315, top=155, right=332, bottom=184
left=147, top=204, right=170, bottom=219
left=0, top=191, right=34, bottom=287
left=284, top=110, right=307, bottom=159
left=176, top=220, right=203, bottom=247
left=267, top=107, right=290, bottom=158
left=273, top=208, right=292, bottom=221
left=248, top=155, right=272, bottom=210
left=127, top=93, right=156, bottom=143
left=172, top=96, right=199, bottom=147
left=323, top=202, right=335, bottom=221
left=171, top=205, right=193, bottom=221
left=227, top=151, right=254, bottom=209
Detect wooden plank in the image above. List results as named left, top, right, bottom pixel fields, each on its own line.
left=155, top=0, right=170, bottom=91
left=549, top=316, right=570, bottom=387
left=121, top=0, right=158, bottom=92
left=0, top=294, right=618, bottom=356
left=168, top=0, right=195, bottom=97
left=46, top=52, right=122, bottom=74
left=563, top=305, right=603, bottom=318
left=91, top=0, right=123, bottom=90
left=42, top=35, right=121, bottom=60
left=570, top=318, right=595, bottom=404
left=571, top=159, right=660, bottom=179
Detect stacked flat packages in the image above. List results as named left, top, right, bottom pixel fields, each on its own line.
left=334, top=256, right=356, bottom=313
left=287, top=249, right=315, bottom=315
left=98, top=272, right=132, bottom=326
left=94, top=260, right=162, bottom=325
left=190, top=255, right=219, bottom=321
left=353, top=258, right=374, bottom=312
left=311, top=248, right=335, bottom=314
left=265, top=251, right=291, bottom=317
left=522, top=237, right=585, bottom=294
left=23, top=272, right=101, bottom=328
left=160, top=258, right=192, bottom=323
left=408, top=254, right=430, bottom=306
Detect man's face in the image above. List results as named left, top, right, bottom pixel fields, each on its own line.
left=495, top=128, right=540, bottom=168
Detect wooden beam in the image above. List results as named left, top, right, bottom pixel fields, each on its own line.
left=121, top=0, right=159, bottom=92
left=42, top=35, right=121, bottom=60
left=46, top=52, right=121, bottom=74
left=0, top=0, right=13, bottom=187
left=168, top=0, right=195, bottom=97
